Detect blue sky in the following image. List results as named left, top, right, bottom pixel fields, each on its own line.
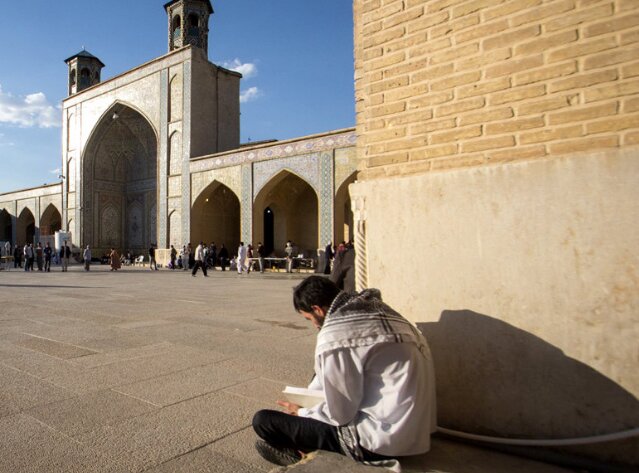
left=0, top=0, right=355, bottom=193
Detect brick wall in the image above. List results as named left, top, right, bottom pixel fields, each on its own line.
left=354, top=0, right=639, bottom=178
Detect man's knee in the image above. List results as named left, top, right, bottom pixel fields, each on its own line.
left=252, top=409, right=271, bottom=438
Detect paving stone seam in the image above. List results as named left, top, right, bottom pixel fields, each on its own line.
left=146, top=374, right=263, bottom=409
left=137, top=424, right=258, bottom=473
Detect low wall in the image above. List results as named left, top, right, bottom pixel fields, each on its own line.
left=353, top=147, right=639, bottom=465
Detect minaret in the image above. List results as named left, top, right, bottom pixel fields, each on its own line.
left=64, top=49, right=105, bottom=96
left=164, top=0, right=213, bottom=54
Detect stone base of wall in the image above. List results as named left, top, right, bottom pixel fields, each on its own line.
left=351, top=147, right=639, bottom=466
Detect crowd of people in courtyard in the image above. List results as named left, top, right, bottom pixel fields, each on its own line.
left=0, top=239, right=356, bottom=288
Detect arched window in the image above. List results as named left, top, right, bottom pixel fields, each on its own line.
left=70, top=70, right=76, bottom=87
left=93, top=71, right=100, bottom=84
left=188, top=14, right=199, bottom=37
left=172, top=15, right=182, bottom=41
left=80, top=68, right=90, bottom=88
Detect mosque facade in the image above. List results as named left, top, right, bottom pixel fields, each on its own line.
left=0, top=0, right=357, bottom=258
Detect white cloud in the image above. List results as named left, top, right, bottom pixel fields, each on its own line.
left=0, top=84, right=61, bottom=128
left=221, top=59, right=258, bottom=79
left=50, top=168, right=62, bottom=176
left=240, top=87, right=262, bottom=103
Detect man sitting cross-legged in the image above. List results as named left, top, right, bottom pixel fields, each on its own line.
left=252, top=276, right=436, bottom=469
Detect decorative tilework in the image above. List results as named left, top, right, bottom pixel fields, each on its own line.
left=191, top=166, right=242, bottom=205
left=319, top=152, right=334, bottom=247
left=241, top=165, right=252, bottom=243
left=190, top=130, right=356, bottom=173
left=158, top=69, right=169, bottom=248
left=181, top=60, right=192, bottom=245
left=253, top=153, right=321, bottom=198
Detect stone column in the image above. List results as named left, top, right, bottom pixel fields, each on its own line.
left=10, top=202, right=17, bottom=246
left=34, top=199, right=41, bottom=243
left=349, top=182, right=368, bottom=291
left=158, top=69, right=169, bottom=248
left=319, top=152, right=334, bottom=250
left=241, top=164, right=253, bottom=244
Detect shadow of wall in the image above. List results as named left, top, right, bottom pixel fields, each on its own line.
left=418, top=310, right=639, bottom=466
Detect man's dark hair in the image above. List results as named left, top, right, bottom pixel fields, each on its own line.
left=293, top=276, right=341, bottom=313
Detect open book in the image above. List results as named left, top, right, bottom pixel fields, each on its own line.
left=281, top=386, right=325, bottom=408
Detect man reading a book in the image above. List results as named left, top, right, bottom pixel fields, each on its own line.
left=252, top=276, right=436, bottom=468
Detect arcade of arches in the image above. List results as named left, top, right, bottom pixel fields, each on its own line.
left=0, top=129, right=357, bottom=259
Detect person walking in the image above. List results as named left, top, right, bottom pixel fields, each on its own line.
left=83, top=245, right=92, bottom=271
left=44, top=242, right=52, bottom=272
left=35, top=243, right=44, bottom=271
left=61, top=241, right=71, bottom=272
left=191, top=241, right=208, bottom=277
left=218, top=244, right=229, bottom=271
left=149, top=244, right=158, bottom=271
left=237, top=241, right=248, bottom=275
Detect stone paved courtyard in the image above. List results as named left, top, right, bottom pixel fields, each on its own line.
left=0, top=264, right=576, bottom=473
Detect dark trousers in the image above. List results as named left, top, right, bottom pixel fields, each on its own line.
left=192, top=260, right=207, bottom=276
left=252, top=410, right=391, bottom=462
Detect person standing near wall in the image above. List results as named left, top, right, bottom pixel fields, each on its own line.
left=14, top=245, right=21, bottom=269
left=109, top=248, right=121, bottom=271
left=35, top=242, right=43, bottom=271
left=209, top=242, right=217, bottom=270
left=237, top=242, right=248, bottom=275
left=43, top=242, right=52, bottom=272
left=218, top=244, right=229, bottom=271
left=61, top=241, right=71, bottom=272
left=285, top=241, right=294, bottom=273
left=324, top=241, right=334, bottom=275
left=187, top=243, right=195, bottom=270
left=23, top=243, right=30, bottom=272
left=83, top=245, right=91, bottom=271
left=149, top=244, right=158, bottom=271
left=257, top=242, right=265, bottom=273
left=170, top=245, right=177, bottom=270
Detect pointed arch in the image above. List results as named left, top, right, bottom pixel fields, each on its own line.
left=17, top=207, right=36, bottom=245
left=191, top=180, right=240, bottom=248
left=168, top=209, right=182, bottom=248
left=0, top=208, right=12, bottom=244
left=40, top=204, right=62, bottom=237
left=253, top=170, right=318, bottom=257
left=169, top=130, right=182, bottom=175
left=82, top=102, right=157, bottom=255
left=334, top=171, right=357, bottom=245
